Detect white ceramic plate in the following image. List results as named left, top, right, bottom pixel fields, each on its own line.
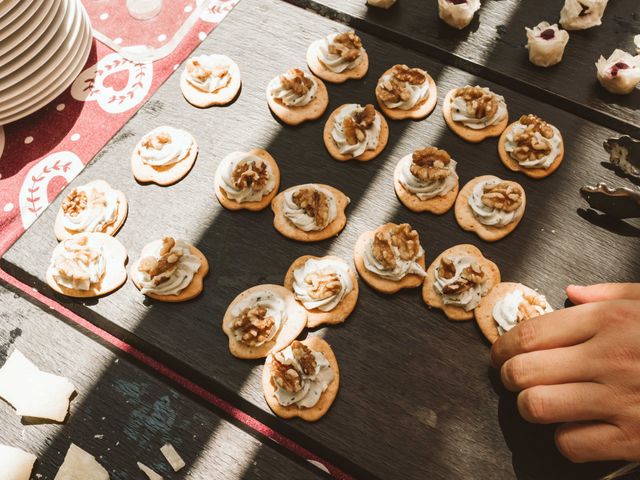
left=0, top=0, right=32, bottom=30
left=0, top=0, right=52, bottom=44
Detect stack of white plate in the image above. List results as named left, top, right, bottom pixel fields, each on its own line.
left=0, top=0, right=92, bottom=125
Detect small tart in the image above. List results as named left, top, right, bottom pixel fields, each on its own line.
left=131, top=126, right=198, bottom=186
left=498, top=115, right=564, bottom=179
left=475, top=282, right=553, bottom=344
left=443, top=87, right=509, bottom=143
left=375, top=65, right=438, bottom=121
left=222, top=284, right=307, bottom=359
left=283, top=254, right=359, bottom=328
left=306, top=31, right=369, bottom=84
left=131, top=237, right=209, bottom=303
left=323, top=104, right=389, bottom=162
left=214, top=148, right=280, bottom=211
left=262, top=336, right=339, bottom=421
left=353, top=223, right=426, bottom=294
left=454, top=175, right=526, bottom=242
left=180, top=54, right=241, bottom=107
left=422, top=243, right=500, bottom=321
left=266, top=69, right=329, bottom=126
left=54, top=180, right=128, bottom=241
left=271, top=184, right=350, bottom=242
left=46, top=232, right=128, bottom=298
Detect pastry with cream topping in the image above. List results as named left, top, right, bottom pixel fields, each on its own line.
left=214, top=149, right=280, bottom=211
left=271, top=184, right=350, bottom=242
left=131, top=236, right=209, bottom=302
left=306, top=31, right=369, bottom=84
left=266, top=68, right=329, bottom=126
left=354, top=223, right=427, bottom=294
left=262, top=336, right=339, bottom=421
left=222, top=284, right=307, bottom=359
left=375, top=64, right=438, bottom=120
left=526, top=22, right=570, bottom=67
left=180, top=54, right=241, bottom=107
left=46, top=232, right=127, bottom=298
left=443, top=85, right=509, bottom=143
left=560, top=0, right=608, bottom=31
left=498, top=114, right=565, bottom=179
left=393, top=147, right=459, bottom=214
left=54, top=180, right=128, bottom=241
left=131, top=126, right=198, bottom=186
left=455, top=175, right=526, bottom=241
left=438, top=0, right=480, bottom=30
left=596, top=49, right=640, bottom=95
left=475, top=282, right=553, bottom=343
left=323, top=103, right=389, bottom=161
left=422, top=244, right=500, bottom=321
left=284, top=255, right=359, bottom=328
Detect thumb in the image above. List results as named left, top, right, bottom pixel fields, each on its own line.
left=566, top=283, right=640, bottom=305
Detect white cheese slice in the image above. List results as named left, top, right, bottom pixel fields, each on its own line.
left=54, top=444, right=109, bottom=480
left=137, top=462, right=163, bottom=480
left=0, top=444, right=37, bottom=480
left=160, top=443, right=185, bottom=472
left=0, top=350, right=75, bottom=422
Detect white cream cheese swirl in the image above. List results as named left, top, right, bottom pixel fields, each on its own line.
left=493, top=289, right=553, bottom=334
left=283, top=185, right=338, bottom=232
left=316, top=33, right=364, bottom=73
left=51, top=235, right=106, bottom=291
left=134, top=239, right=201, bottom=296
left=62, top=181, right=120, bottom=234
left=186, top=54, right=232, bottom=93
left=505, top=124, right=562, bottom=169
left=468, top=179, right=522, bottom=227
left=217, top=151, right=276, bottom=203
left=363, top=237, right=426, bottom=281
left=331, top=104, right=381, bottom=157
left=232, top=290, right=285, bottom=347
left=451, top=88, right=507, bottom=130
left=273, top=346, right=334, bottom=408
left=292, top=258, right=353, bottom=312
left=378, top=72, right=429, bottom=110
left=434, top=256, right=487, bottom=311
left=398, top=155, right=458, bottom=200
left=268, top=70, right=318, bottom=107
left=138, top=127, right=193, bottom=168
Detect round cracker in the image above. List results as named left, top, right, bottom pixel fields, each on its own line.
left=266, top=74, right=329, bottom=126
left=222, top=284, right=308, bottom=359
left=130, top=243, right=209, bottom=303
left=306, top=39, right=369, bottom=84
left=54, top=181, right=128, bottom=241
left=442, top=88, right=509, bottom=143
left=180, top=56, right=241, bottom=107
left=422, top=243, right=501, bottom=321
left=454, top=175, right=526, bottom=242
left=393, top=156, right=459, bottom=214
left=498, top=121, right=565, bottom=179
left=214, top=149, right=281, bottom=212
left=322, top=105, right=389, bottom=162
left=46, top=233, right=128, bottom=298
left=131, top=132, right=198, bottom=186
left=375, top=67, right=438, bottom=121
left=262, top=335, right=340, bottom=421
left=353, top=226, right=426, bottom=294
left=271, top=184, right=350, bottom=242
left=283, top=255, right=359, bottom=328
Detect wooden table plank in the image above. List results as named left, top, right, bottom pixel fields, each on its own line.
left=2, top=0, right=637, bottom=478
left=285, top=0, right=640, bottom=137
left=0, top=285, right=325, bottom=479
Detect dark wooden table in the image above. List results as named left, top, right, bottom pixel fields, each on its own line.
left=2, top=0, right=639, bottom=478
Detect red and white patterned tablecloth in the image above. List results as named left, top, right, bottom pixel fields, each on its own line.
left=0, top=0, right=237, bottom=255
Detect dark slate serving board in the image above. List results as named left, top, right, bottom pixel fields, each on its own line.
left=2, top=0, right=638, bottom=478
left=285, top=0, right=640, bottom=138
left=0, top=285, right=324, bottom=480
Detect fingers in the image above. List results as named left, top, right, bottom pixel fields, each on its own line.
left=567, top=283, right=640, bottom=305
left=555, top=421, right=634, bottom=463
left=501, top=345, right=594, bottom=392
left=517, top=383, right=613, bottom=424
left=491, top=302, right=602, bottom=367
